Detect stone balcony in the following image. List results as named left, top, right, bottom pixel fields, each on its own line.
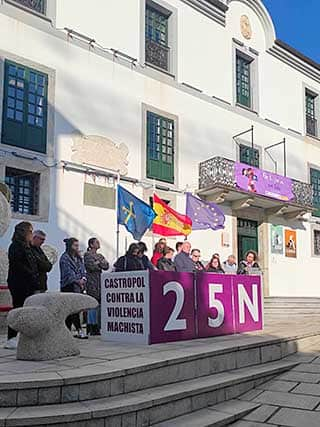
left=198, top=156, right=313, bottom=218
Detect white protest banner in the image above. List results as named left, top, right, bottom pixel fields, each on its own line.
left=101, top=271, right=150, bottom=344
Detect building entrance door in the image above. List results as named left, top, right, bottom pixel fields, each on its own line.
left=237, top=218, right=258, bottom=262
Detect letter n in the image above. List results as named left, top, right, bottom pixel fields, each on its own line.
left=238, top=284, right=258, bottom=324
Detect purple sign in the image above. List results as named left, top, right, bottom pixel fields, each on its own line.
left=196, top=274, right=235, bottom=337
left=235, top=162, right=294, bottom=202
left=232, top=275, right=263, bottom=333
left=149, top=271, right=196, bottom=344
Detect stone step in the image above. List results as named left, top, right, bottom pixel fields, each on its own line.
left=264, top=304, right=320, bottom=308
left=265, top=309, right=320, bottom=314
left=153, top=400, right=260, bottom=427
left=264, top=299, right=320, bottom=305
left=0, top=360, right=296, bottom=427
left=0, top=331, right=307, bottom=408
left=264, top=303, right=320, bottom=307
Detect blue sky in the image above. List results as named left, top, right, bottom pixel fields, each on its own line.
left=262, top=0, right=319, bottom=63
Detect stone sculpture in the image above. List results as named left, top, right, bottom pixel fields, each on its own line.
left=71, top=133, right=129, bottom=175
left=7, top=292, right=98, bottom=361
left=42, top=244, right=59, bottom=265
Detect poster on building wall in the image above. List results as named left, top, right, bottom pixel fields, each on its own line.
left=270, top=225, right=283, bottom=254
left=285, top=229, right=297, bottom=258
left=235, top=162, right=294, bottom=202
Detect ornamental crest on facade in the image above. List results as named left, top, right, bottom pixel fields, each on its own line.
left=240, top=15, right=252, bottom=40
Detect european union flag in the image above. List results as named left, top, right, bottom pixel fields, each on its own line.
left=117, top=185, right=156, bottom=240
left=186, top=193, right=225, bottom=231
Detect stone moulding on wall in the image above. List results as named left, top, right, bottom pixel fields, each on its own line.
left=0, top=192, right=11, bottom=238
left=71, top=133, right=129, bottom=176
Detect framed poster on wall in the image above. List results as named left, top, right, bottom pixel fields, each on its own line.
left=270, top=225, right=283, bottom=254
left=285, top=229, right=297, bottom=258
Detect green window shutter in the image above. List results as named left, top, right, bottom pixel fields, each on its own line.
left=236, top=55, right=251, bottom=108
left=146, top=111, right=174, bottom=184
left=2, top=60, right=48, bottom=154
left=239, top=144, right=259, bottom=167
left=306, top=91, right=317, bottom=137
left=310, top=168, right=320, bottom=217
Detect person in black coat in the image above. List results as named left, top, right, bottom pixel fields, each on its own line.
left=137, top=242, right=155, bottom=271
left=237, top=250, right=261, bottom=275
left=114, top=243, right=142, bottom=272
left=5, top=221, right=40, bottom=349
left=206, top=255, right=225, bottom=274
left=157, top=247, right=176, bottom=271
left=30, top=230, right=52, bottom=292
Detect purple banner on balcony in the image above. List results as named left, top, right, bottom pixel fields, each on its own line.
left=235, top=162, right=294, bottom=202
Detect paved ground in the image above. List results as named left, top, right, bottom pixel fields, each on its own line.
left=232, top=347, right=320, bottom=426
left=1, top=318, right=320, bottom=427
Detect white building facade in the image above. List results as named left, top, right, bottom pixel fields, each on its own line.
left=0, top=0, right=320, bottom=296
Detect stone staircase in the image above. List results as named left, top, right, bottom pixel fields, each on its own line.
left=1, top=331, right=319, bottom=426
left=264, top=297, right=320, bottom=318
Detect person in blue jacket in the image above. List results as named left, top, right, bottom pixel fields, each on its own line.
left=60, top=237, right=88, bottom=339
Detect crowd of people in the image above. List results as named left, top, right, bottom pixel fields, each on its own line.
left=114, top=238, right=260, bottom=277
left=4, top=221, right=260, bottom=349
left=5, top=221, right=109, bottom=348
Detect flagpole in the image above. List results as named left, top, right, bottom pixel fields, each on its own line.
left=152, top=179, right=156, bottom=246
left=116, top=172, right=120, bottom=259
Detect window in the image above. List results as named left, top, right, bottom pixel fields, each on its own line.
left=5, top=168, right=40, bottom=215
left=2, top=60, right=48, bottom=153
left=239, top=144, right=259, bottom=167
left=313, top=229, right=320, bottom=256
left=146, top=111, right=174, bottom=183
left=9, top=0, right=46, bottom=14
left=236, top=54, right=252, bottom=108
left=310, top=168, right=320, bottom=217
left=149, top=196, right=170, bottom=208
left=306, top=90, right=318, bottom=137
left=145, top=4, right=170, bottom=72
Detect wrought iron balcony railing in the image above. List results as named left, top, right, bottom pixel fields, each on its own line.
left=306, top=116, right=318, bottom=137
left=145, top=38, right=170, bottom=72
left=10, top=0, right=46, bottom=14
left=199, top=156, right=313, bottom=209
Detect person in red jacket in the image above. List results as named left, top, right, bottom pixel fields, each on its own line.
left=151, top=238, right=166, bottom=267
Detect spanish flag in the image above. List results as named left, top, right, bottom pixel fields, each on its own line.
left=152, top=194, right=192, bottom=236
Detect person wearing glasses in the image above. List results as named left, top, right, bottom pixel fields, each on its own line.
left=191, top=249, right=205, bottom=272
left=30, top=230, right=52, bottom=293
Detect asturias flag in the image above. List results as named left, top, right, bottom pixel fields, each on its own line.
left=152, top=193, right=192, bottom=236
left=186, top=193, right=225, bottom=231
left=117, top=185, right=156, bottom=240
